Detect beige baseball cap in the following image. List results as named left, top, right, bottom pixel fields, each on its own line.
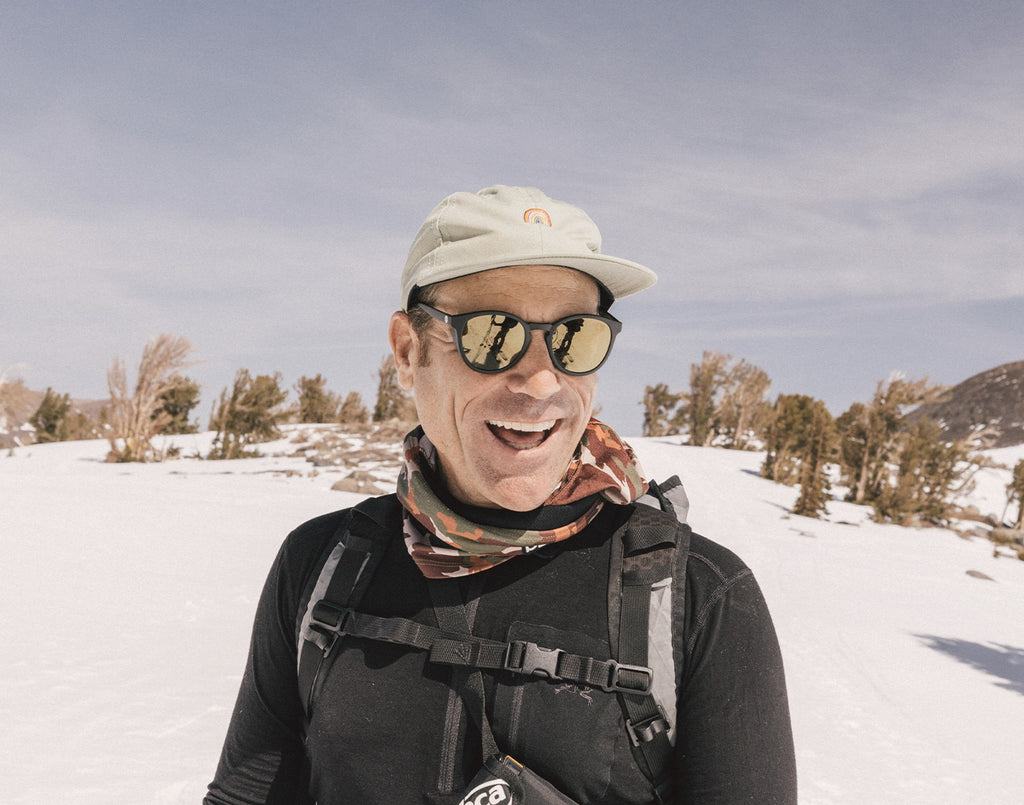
left=400, top=185, right=658, bottom=310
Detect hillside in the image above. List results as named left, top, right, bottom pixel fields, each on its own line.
left=2, top=428, right=1024, bottom=803
left=910, top=360, right=1024, bottom=448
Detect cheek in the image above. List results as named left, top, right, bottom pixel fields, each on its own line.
left=410, top=360, right=481, bottom=432
left=411, top=372, right=447, bottom=424
left=573, top=376, right=599, bottom=408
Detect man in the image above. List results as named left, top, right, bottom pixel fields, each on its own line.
left=206, top=185, right=797, bottom=804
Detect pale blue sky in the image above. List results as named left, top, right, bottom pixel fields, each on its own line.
left=3, top=2, right=1022, bottom=432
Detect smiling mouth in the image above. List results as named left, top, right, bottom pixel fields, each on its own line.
left=486, top=419, right=558, bottom=450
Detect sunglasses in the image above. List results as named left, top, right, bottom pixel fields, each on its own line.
left=416, top=303, right=622, bottom=376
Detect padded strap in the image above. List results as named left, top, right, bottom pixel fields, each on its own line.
left=297, top=497, right=401, bottom=717
left=614, top=490, right=681, bottom=804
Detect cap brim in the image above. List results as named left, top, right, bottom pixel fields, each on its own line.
left=403, top=254, right=656, bottom=310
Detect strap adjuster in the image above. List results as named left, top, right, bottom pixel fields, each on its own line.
left=604, top=660, right=654, bottom=694
left=310, top=601, right=353, bottom=636
left=503, top=640, right=563, bottom=681
left=626, top=704, right=670, bottom=745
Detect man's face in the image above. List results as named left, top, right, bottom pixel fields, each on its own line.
left=389, top=265, right=601, bottom=511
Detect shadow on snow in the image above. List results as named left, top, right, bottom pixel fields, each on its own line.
left=915, top=634, right=1024, bottom=696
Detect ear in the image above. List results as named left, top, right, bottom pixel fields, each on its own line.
left=388, top=311, right=418, bottom=390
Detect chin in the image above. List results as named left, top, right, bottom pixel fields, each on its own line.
left=484, top=475, right=562, bottom=512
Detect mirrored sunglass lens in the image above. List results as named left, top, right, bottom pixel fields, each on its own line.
left=460, top=314, right=527, bottom=371
left=551, top=318, right=613, bottom=373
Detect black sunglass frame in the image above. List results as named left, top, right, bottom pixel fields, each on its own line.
left=415, top=303, right=622, bottom=376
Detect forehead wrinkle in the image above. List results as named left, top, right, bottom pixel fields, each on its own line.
left=433, top=265, right=600, bottom=319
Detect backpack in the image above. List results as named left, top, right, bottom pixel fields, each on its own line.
left=295, top=476, right=691, bottom=804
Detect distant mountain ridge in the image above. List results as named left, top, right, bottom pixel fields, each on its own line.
left=910, top=360, right=1024, bottom=449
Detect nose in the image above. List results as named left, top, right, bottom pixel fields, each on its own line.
left=505, top=332, right=561, bottom=399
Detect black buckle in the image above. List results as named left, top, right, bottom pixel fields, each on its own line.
left=604, top=661, right=654, bottom=694
left=503, top=640, right=563, bottom=681
left=626, top=705, right=670, bottom=746
left=309, top=601, right=353, bottom=636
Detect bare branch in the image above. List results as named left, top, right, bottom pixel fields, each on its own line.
left=106, top=334, right=194, bottom=462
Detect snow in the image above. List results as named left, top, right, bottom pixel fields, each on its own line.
left=2, top=430, right=1023, bottom=804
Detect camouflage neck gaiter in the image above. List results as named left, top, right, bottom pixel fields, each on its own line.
left=396, top=418, right=648, bottom=579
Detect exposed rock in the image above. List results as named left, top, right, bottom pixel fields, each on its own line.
left=331, top=470, right=386, bottom=495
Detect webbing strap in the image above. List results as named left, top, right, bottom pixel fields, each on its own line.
left=426, top=578, right=486, bottom=794
left=426, top=580, right=500, bottom=770
left=618, top=583, right=673, bottom=752
left=306, top=601, right=654, bottom=695
left=615, top=484, right=680, bottom=804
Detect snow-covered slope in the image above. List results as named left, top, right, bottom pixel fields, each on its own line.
left=2, top=430, right=1022, bottom=803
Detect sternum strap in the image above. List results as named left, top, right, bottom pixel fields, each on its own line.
left=307, top=601, right=654, bottom=695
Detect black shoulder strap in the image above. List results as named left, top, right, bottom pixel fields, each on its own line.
left=296, top=495, right=401, bottom=717
left=612, top=475, right=690, bottom=805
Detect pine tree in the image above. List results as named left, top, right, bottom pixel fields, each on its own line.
left=338, top=391, right=370, bottom=425
left=682, top=351, right=731, bottom=446
left=639, top=354, right=771, bottom=447
left=1005, top=459, right=1024, bottom=530
left=835, top=402, right=868, bottom=495
left=871, top=419, right=973, bottom=526
left=153, top=376, right=200, bottom=434
left=792, top=402, right=835, bottom=518
left=761, top=394, right=829, bottom=486
left=837, top=374, right=943, bottom=505
left=717, top=360, right=771, bottom=449
left=295, top=374, right=341, bottom=424
left=641, top=383, right=682, bottom=437
left=29, top=387, right=72, bottom=443
left=208, top=370, right=288, bottom=459
left=373, top=355, right=416, bottom=423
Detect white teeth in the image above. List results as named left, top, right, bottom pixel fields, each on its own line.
left=487, top=419, right=556, bottom=433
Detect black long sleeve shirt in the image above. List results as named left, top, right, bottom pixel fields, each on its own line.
left=205, top=499, right=796, bottom=804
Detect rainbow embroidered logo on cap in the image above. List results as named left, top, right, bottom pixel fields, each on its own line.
left=399, top=185, right=658, bottom=310
left=523, top=208, right=552, bottom=226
